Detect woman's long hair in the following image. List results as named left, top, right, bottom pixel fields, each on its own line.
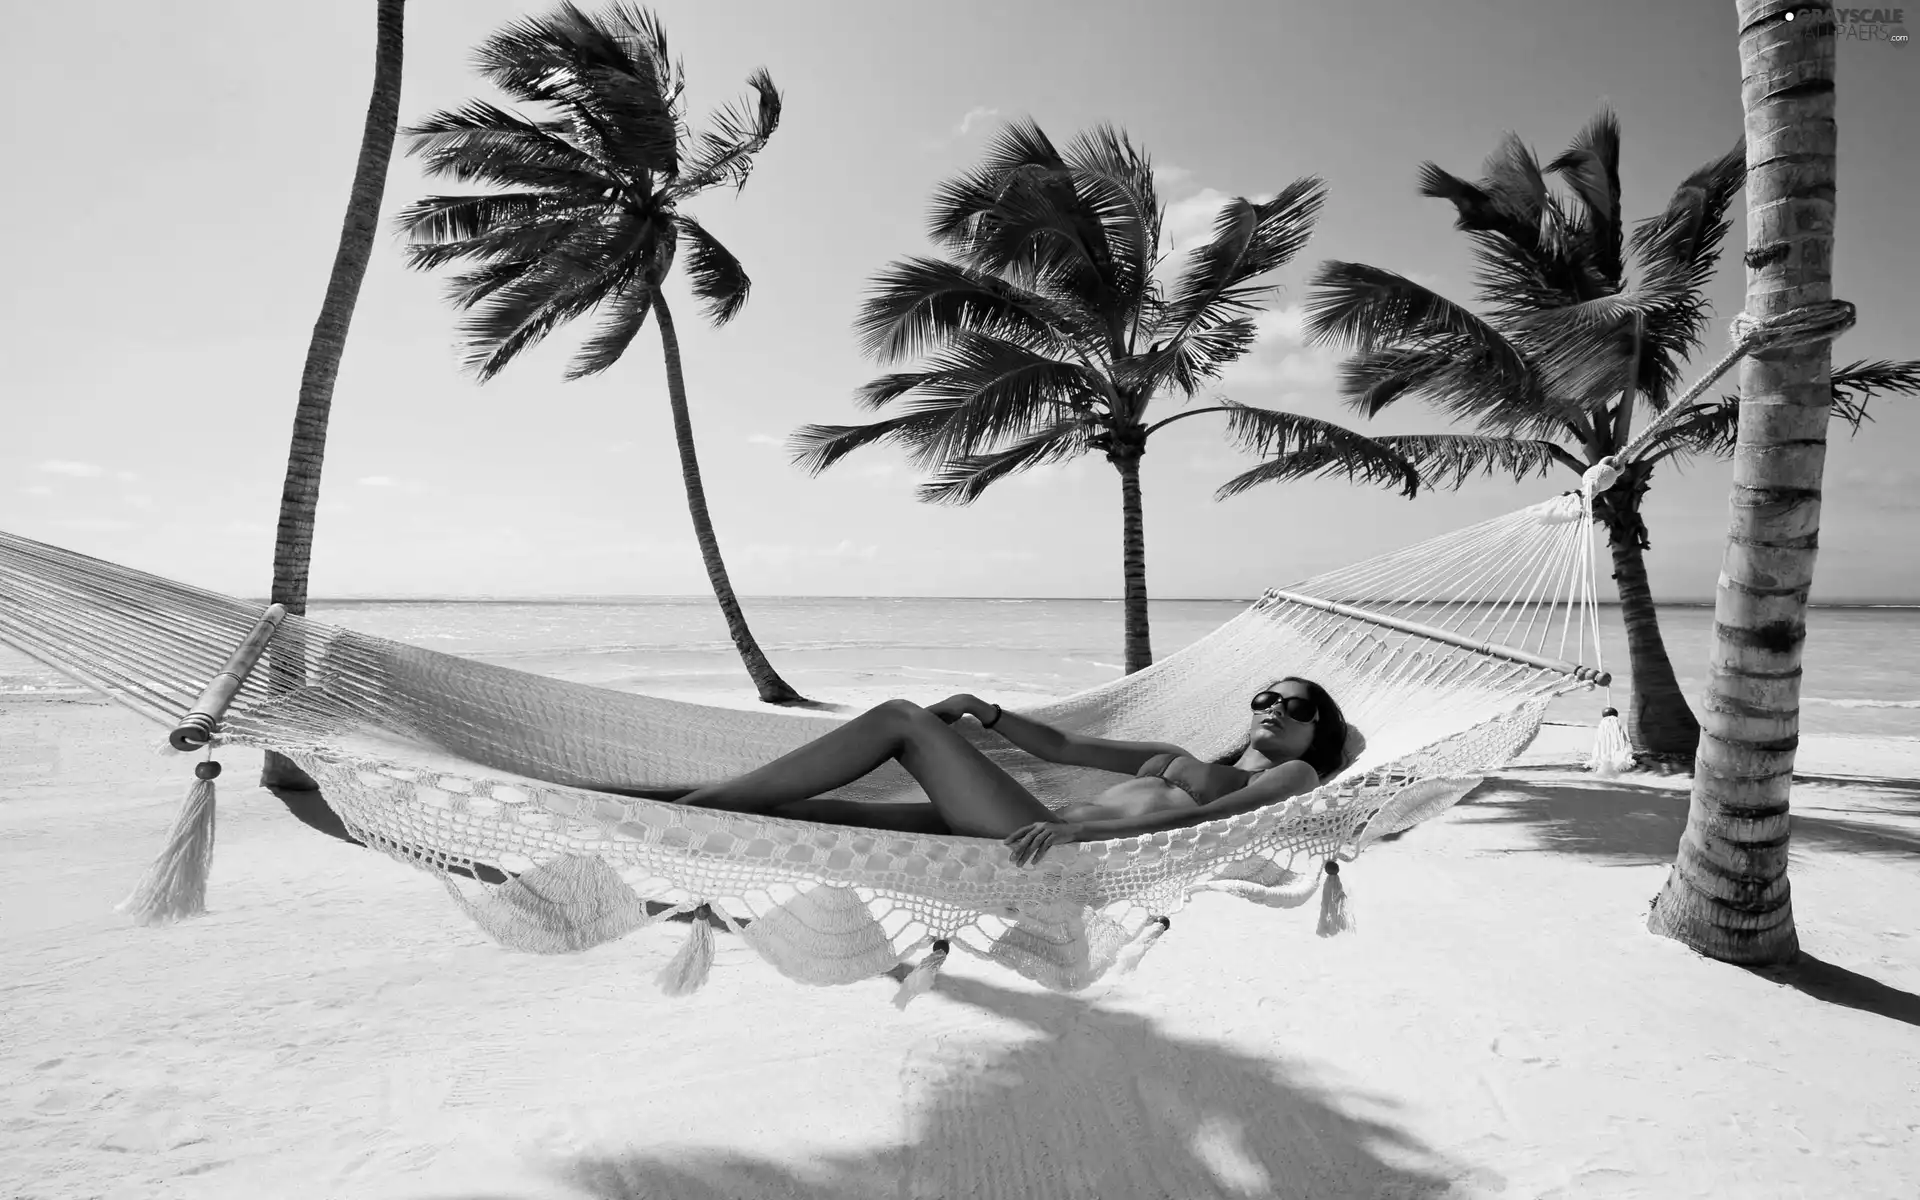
left=1211, top=676, right=1350, bottom=781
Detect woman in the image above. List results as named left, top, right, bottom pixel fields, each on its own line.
left=656, top=678, right=1349, bottom=868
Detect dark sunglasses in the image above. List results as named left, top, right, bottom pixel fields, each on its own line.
left=1250, top=690, right=1319, bottom=724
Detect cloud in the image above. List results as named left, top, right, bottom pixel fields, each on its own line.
left=22, top=485, right=53, bottom=497
left=740, top=539, right=879, bottom=567
left=956, top=106, right=1002, bottom=136
left=1153, top=163, right=1193, bottom=190
left=115, top=470, right=138, bottom=483
left=125, top=494, right=154, bottom=510
left=745, top=433, right=783, bottom=447
left=354, top=475, right=431, bottom=494
left=39, top=460, right=104, bottom=478
left=1157, top=187, right=1278, bottom=260
left=51, top=517, right=137, bottom=532
left=1217, top=305, right=1340, bottom=392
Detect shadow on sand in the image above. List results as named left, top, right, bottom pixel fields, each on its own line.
left=1455, top=775, right=1920, bottom=864
left=1750, top=953, right=1920, bottom=1029
left=418, top=976, right=1492, bottom=1200
left=1455, top=774, right=1920, bottom=1030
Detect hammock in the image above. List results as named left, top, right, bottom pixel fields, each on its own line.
left=0, top=469, right=1623, bottom=1003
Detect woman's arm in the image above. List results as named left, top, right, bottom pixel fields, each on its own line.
left=1073, top=760, right=1322, bottom=842
left=929, top=693, right=1186, bottom=775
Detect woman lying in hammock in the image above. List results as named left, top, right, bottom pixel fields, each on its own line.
left=641, top=677, right=1349, bottom=868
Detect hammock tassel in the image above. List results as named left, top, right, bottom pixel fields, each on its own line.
left=1114, top=917, right=1172, bottom=976
left=1315, top=861, right=1354, bottom=938
left=117, top=760, right=221, bottom=926
left=892, top=939, right=951, bottom=1010
left=655, top=908, right=716, bottom=997
left=1587, top=707, right=1635, bottom=777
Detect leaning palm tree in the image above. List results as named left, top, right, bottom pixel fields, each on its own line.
left=1647, top=0, right=1846, bottom=964
left=1287, top=112, right=1918, bottom=766
left=397, top=2, right=804, bottom=704
left=789, top=121, right=1416, bottom=673
left=262, top=0, right=407, bottom=792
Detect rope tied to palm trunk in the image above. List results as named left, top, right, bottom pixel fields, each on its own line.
left=1620, top=299, right=1857, bottom=466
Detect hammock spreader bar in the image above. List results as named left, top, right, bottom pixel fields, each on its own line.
left=1262, top=588, right=1612, bottom=687
left=170, top=603, right=286, bottom=751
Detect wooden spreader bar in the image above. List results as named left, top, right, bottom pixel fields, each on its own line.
left=169, top=604, right=288, bottom=752
left=1264, top=588, right=1611, bottom=688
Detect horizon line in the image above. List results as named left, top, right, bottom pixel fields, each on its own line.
left=282, top=594, right=1920, bottom=608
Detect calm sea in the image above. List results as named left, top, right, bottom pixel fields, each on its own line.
left=3, top=597, right=1915, bottom=740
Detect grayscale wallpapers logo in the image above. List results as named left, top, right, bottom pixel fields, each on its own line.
left=1784, top=6, right=1910, bottom=45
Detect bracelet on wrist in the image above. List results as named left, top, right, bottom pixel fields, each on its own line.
left=983, top=703, right=1003, bottom=728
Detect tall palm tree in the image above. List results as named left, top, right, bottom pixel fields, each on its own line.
left=1291, top=113, right=1918, bottom=766
left=262, top=0, right=406, bottom=791
left=1647, top=0, right=1842, bottom=964
left=397, top=2, right=804, bottom=705
left=789, top=121, right=1416, bottom=673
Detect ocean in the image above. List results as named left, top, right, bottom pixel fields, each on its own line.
left=3, top=596, right=1915, bottom=740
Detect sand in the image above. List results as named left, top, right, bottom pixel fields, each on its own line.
left=3, top=692, right=1916, bottom=1200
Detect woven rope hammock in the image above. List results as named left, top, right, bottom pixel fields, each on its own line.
left=0, top=467, right=1631, bottom=1004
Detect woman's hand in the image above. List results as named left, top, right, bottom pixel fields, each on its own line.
left=1003, top=819, right=1082, bottom=868
left=927, top=693, right=989, bottom=725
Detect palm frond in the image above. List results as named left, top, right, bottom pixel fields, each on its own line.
left=1304, top=262, right=1539, bottom=402
left=927, top=118, right=1127, bottom=314
left=787, top=398, right=963, bottom=475
left=395, top=193, right=594, bottom=256
left=1829, top=358, right=1920, bottom=430
left=564, top=277, right=655, bottom=379
left=671, top=66, right=781, bottom=195
left=1060, top=124, right=1163, bottom=311
left=1544, top=109, right=1625, bottom=288
left=853, top=257, right=1075, bottom=364
left=675, top=213, right=750, bottom=323
left=915, top=419, right=1095, bottom=505
left=1148, top=178, right=1327, bottom=387
left=453, top=220, right=640, bottom=379
left=404, top=100, right=611, bottom=187
left=872, top=334, right=1099, bottom=464
left=1367, top=433, right=1579, bottom=490
left=470, top=2, right=681, bottom=179
left=1211, top=403, right=1420, bottom=498
left=1635, top=399, right=1739, bottom=467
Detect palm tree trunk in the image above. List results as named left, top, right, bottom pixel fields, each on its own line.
left=262, top=0, right=405, bottom=791
left=1114, top=449, right=1152, bottom=674
left=652, top=292, right=806, bottom=705
left=1600, top=501, right=1702, bottom=764
left=1648, top=0, right=1834, bottom=965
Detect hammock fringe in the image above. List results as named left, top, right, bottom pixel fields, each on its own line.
left=892, top=939, right=950, bottom=1009
left=656, top=910, right=716, bottom=997
left=1315, top=861, right=1354, bottom=938
left=117, top=762, right=220, bottom=926
left=1587, top=708, right=1635, bottom=777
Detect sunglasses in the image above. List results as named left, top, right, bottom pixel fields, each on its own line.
left=1250, top=690, right=1319, bottom=724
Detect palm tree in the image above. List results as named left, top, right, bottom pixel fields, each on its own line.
left=1291, top=112, right=1918, bottom=766
left=262, top=0, right=406, bottom=792
left=788, top=121, right=1417, bottom=673
left=397, top=2, right=804, bottom=705
left=1646, top=0, right=1842, bottom=964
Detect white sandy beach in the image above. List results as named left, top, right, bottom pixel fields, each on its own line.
left=3, top=691, right=1917, bottom=1200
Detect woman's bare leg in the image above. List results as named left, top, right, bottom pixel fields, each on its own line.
left=677, top=699, right=1056, bottom=838
left=771, top=798, right=952, bottom=835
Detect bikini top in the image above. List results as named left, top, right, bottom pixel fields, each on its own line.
left=1143, top=753, right=1255, bottom=805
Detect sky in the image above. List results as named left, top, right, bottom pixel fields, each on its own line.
left=3, top=0, right=1916, bottom=603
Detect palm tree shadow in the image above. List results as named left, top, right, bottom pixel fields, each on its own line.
left=1748, top=953, right=1920, bottom=1030
left=1457, top=777, right=1920, bottom=863
left=419, top=978, right=1491, bottom=1200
